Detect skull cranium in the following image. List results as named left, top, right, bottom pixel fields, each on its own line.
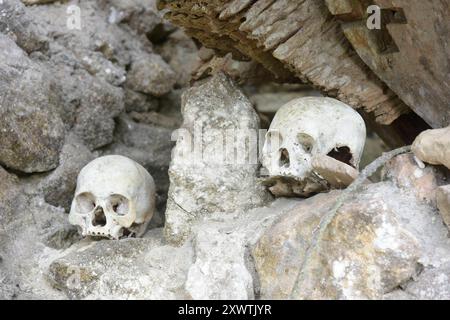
left=261, top=97, right=366, bottom=197
left=69, top=155, right=155, bottom=239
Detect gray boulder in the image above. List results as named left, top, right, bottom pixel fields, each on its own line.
left=0, top=35, right=65, bottom=173
left=38, top=134, right=95, bottom=211
left=126, top=53, right=176, bottom=97
left=164, top=73, right=272, bottom=245
left=47, top=229, right=193, bottom=299
left=253, top=180, right=450, bottom=300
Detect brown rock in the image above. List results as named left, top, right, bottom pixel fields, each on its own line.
left=312, top=154, right=359, bottom=189
left=412, top=126, right=450, bottom=170
left=126, top=53, right=176, bottom=97
left=382, top=153, right=441, bottom=204
left=253, top=183, right=421, bottom=300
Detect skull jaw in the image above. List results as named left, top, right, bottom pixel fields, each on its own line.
left=77, top=220, right=150, bottom=240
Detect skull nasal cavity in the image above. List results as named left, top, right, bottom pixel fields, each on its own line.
left=92, top=207, right=107, bottom=227
left=327, top=146, right=353, bottom=167
left=279, top=148, right=290, bottom=167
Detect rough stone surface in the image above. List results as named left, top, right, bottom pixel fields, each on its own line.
left=126, top=53, right=176, bottom=97
left=97, top=0, right=163, bottom=36
left=124, top=89, right=159, bottom=113
left=0, top=0, right=49, bottom=53
left=399, top=263, right=450, bottom=299
left=14, top=0, right=179, bottom=150
left=311, top=155, right=359, bottom=189
left=0, top=166, right=21, bottom=229
left=186, top=199, right=298, bottom=300
left=70, top=74, right=124, bottom=150
left=2, top=0, right=450, bottom=302
left=0, top=34, right=65, bottom=173
left=47, top=229, right=193, bottom=299
left=382, top=153, right=445, bottom=204
left=436, top=185, right=450, bottom=231
left=156, top=29, right=200, bottom=88
left=164, top=73, right=272, bottom=245
left=38, top=134, right=95, bottom=211
left=412, top=127, right=450, bottom=170
left=46, top=199, right=298, bottom=300
left=253, top=182, right=450, bottom=300
left=1, top=196, right=79, bottom=299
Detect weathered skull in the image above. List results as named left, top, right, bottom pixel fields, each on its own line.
left=261, top=97, right=366, bottom=197
left=69, top=155, right=155, bottom=239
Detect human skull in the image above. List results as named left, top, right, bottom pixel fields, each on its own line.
left=261, top=97, right=366, bottom=197
left=69, top=155, right=155, bottom=239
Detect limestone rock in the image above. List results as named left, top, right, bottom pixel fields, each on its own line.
left=252, top=192, right=338, bottom=299
left=156, top=29, right=200, bottom=88
left=124, top=89, right=159, bottom=113
left=71, top=73, right=124, bottom=150
left=47, top=230, right=193, bottom=299
left=0, top=34, right=65, bottom=173
left=38, top=134, right=95, bottom=211
left=98, top=0, right=163, bottom=36
left=311, top=154, right=359, bottom=189
left=253, top=184, right=422, bottom=300
left=0, top=166, right=21, bottom=228
left=78, top=51, right=127, bottom=86
left=129, top=111, right=181, bottom=129
left=0, top=0, right=48, bottom=53
left=436, top=185, right=450, bottom=231
left=382, top=153, right=443, bottom=204
left=183, top=198, right=299, bottom=300
left=126, top=53, right=176, bottom=97
left=412, top=127, right=450, bottom=170
left=164, top=73, right=271, bottom=245
left=1, top=196, right=79, bottom=299
left=400, top=264, right=450, bottom=300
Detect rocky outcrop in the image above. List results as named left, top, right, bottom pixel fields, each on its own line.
left=126, top=53, right=176, bottom=97
left=412, top=127, right=450, bottom=170
left=253, top=179, right=450, bottom=300
left=0, top=34, right=65, bottom=173
left=38, top=135, right=95, bottom=211
left=382, top=153, right=447, bottom=205
left=164, top=73, right=272, bottom=245
left=47, top=230, right=193, bottom=299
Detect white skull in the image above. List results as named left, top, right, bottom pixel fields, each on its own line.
left=69, top=155, right=156, bottom=239
left=261, top=97, right=366, bottom=196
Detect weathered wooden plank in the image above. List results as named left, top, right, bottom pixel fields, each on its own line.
left=158, top=0, right=410, bottom=125
left=326, top=0, right=450, bottom=128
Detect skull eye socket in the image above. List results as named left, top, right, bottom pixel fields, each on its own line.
left=109, top=194, right=130, bottom=216
left=327, top=146, right=354, bottom=167
left=75, top=192, right=96, bottom=213
left=297, top=133, right=315, bottom=153
left=265, top=131, right=283, bottom=153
